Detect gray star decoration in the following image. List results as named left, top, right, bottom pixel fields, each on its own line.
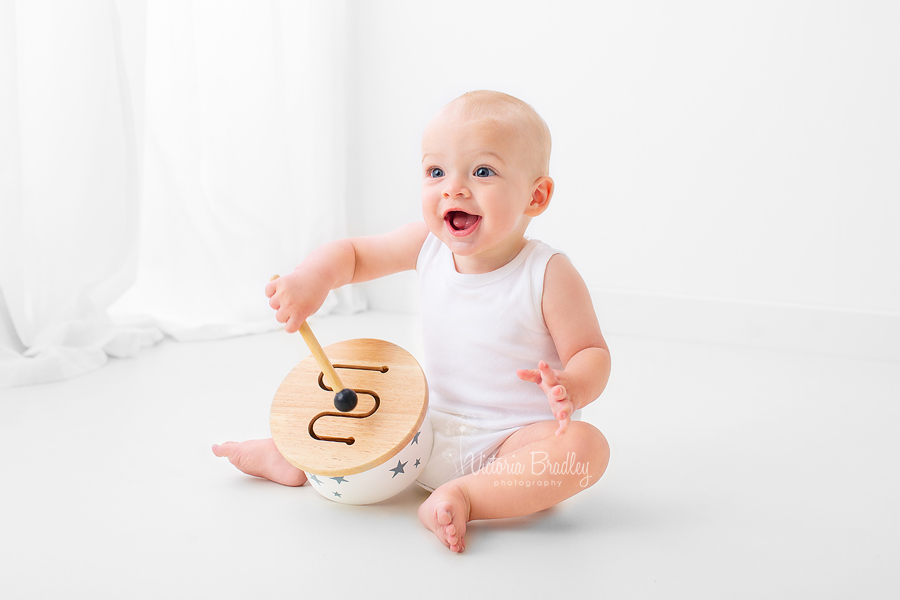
left=308, top=474, right=323, bottom=485
left=330, top=476, right=349, bottom=484
left=389, top=460, right=408, bottom=478
left=412, top=431, right=421, bottom=444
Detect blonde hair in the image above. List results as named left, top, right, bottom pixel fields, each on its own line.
left=443, top=90, right=552, bottom=177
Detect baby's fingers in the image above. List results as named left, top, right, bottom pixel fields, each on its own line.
left=517, top=368, right=542, bottom=383
left=265, top=273, right=284, bottom=297
left=551, top=394, right=571, bottom=421
left=549, top=384, right=567, bottom=401
left=274, top=304, right=291, bottom=324
left=538, top=361, right=560, bottom=386
left=284, top=314, right=303, bottom=334
left=553, top=398, right=573, bottom=436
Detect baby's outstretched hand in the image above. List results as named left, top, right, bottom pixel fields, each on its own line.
left=517, top=361, right=573, bottom=436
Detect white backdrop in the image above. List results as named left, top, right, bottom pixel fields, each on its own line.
left=0, top=0, right=364, bottom=387
left=1, top=0, right=161, bottom=387
left=111, top=0, right=364, bottom=339
left=3, top=1, right=898, bottom=387
left=341, top=0, right=900, bottom=359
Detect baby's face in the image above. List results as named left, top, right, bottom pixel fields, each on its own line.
left=421, top=112, right=544, bottom=274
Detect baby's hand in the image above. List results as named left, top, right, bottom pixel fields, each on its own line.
left=517, top=361, right=573, bottom=436
left=264, top=271, right=327, bottom=333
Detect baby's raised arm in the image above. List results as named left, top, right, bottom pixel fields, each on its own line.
left=517, top=254, right=610, bottom=434
left=265, top=222, right=429, bottom=333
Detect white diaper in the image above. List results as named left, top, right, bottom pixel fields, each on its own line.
left=415, top=407, right=584, bottom=492
left=415, top=409, right=520, bottom=492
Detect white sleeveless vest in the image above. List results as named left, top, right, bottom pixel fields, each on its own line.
left=416, top=233, right=565, bottom=431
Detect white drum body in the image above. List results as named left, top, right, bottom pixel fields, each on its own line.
left=304, top=413, right=433, bottom=505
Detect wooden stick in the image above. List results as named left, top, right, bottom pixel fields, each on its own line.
left=271, top=275, right=346, bottom=392
left=297, top=321, right=345, bottom=392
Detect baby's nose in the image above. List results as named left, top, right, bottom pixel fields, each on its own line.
left=442, top=177, right=470, bottom=199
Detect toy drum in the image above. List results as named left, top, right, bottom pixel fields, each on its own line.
left=270, top=338, right=432, bottom=505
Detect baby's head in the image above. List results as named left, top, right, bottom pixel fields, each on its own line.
left=427, top=91, right=552, bottom=179
left=421, top=91, right=555, bottom=273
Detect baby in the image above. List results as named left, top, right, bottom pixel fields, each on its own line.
left=213, top=90, right=611, bottom=553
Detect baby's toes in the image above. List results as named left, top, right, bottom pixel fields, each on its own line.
left=211, top=442, right=234, bottom=457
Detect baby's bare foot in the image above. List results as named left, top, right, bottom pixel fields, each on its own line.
left=212, top=439, right=307, bottom=487
left=418, top=482, right=471, bottom=553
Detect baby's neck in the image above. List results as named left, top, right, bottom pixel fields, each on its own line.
left=452, top=236, right=529, bottom=274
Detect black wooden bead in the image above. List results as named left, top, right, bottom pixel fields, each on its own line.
left=333, top=388, right=358, bottom=412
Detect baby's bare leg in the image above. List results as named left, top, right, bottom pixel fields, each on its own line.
left=212, top=438, right=307, bottom=487
left=418, top=421, right=609, bottom=551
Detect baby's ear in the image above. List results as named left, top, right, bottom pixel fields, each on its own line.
left=525, top=176, right=554, bottom=217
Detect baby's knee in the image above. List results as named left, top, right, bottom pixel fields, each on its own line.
left=566, top=422, right=610, bottom=485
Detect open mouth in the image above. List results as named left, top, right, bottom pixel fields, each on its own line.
left=444, top=210, right=482, bottom=236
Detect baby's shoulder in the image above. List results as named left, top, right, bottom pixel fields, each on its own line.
left=542, top=252, right=587, bottom=295
left=522, top=238, right=572, bottom=275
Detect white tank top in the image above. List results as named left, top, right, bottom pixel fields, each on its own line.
left=416, top=233, right=564, bottom=431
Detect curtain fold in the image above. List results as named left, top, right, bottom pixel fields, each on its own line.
left=0, top=0, right=163, bottom=387
left=0, top=0, right=363, bottom=388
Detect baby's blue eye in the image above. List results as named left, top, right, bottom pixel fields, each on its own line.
left=474, top=166, right=495, bottom=177
left=429, top=167, right=445, bottom=178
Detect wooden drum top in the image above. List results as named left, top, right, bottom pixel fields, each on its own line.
left=270, top=338, right=428, bottom=477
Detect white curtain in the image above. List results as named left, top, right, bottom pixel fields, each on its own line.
left=0, top=0, right=364, bottom=388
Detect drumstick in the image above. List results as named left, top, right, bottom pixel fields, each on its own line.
left=270, top=275, right=358, bottom=412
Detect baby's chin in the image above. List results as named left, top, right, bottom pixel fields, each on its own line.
left=434, top=229, right=483, bottom=258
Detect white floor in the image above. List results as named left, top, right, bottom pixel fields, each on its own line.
left=2, top=311, right=898, bottom=599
